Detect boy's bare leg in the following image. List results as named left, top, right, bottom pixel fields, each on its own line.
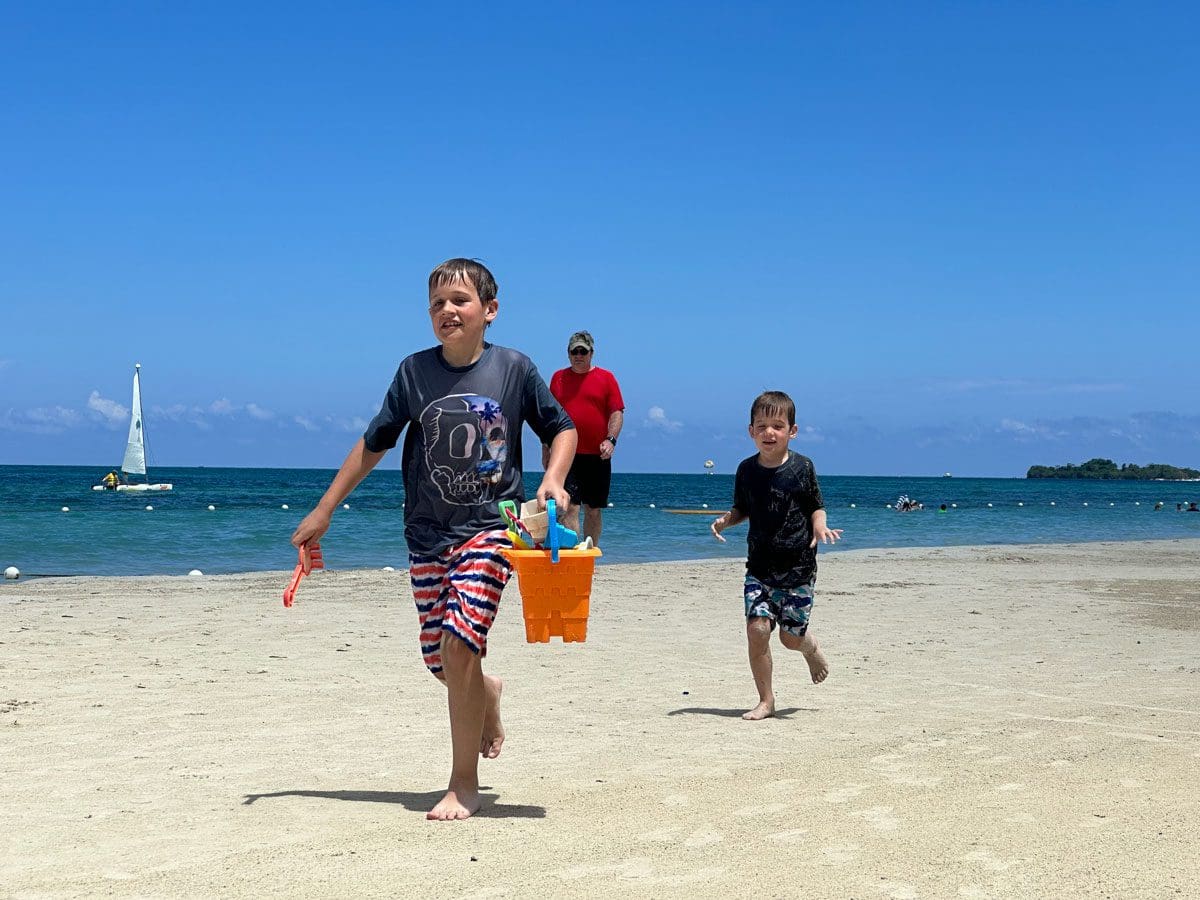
left=434, top=670, right=505, bottom=759
left=481, top=675, right=505, bottom=759
left=780, top=630, right=830, bottom=684
left=428, top=635, right=486, bottom=821
left=744, top=617, right=775, bottom=720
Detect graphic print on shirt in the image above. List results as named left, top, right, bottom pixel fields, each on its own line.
left=420, top=393, right=509, bottom=506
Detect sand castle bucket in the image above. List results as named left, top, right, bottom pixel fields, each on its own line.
left=501, top=499, right=602, bottom=643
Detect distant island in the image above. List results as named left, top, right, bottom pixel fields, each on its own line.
left=1026, top=458, right=1200, bottom=480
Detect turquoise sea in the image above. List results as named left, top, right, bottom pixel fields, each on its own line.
left=1, top=465, right=1198, bottom=578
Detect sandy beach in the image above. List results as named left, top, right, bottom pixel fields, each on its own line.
left=2, top=540, right=1198, bottom=898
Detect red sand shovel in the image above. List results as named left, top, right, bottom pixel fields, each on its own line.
left=283, top=541, right=323, bottom=607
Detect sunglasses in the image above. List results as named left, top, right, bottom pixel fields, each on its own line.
left=569, top=347, right=591, bottom=355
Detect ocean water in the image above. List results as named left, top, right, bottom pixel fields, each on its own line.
left=1, top=465, right=1198, bottom=578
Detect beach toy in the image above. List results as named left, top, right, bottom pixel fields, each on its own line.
left=283, top=541, right=323, bottom=607
left=502, top=500, right=600, bottom=643
left=500, top=498, right=579, bottom=558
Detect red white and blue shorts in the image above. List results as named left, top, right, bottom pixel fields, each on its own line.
left=408, top=530, right=513, bottom=675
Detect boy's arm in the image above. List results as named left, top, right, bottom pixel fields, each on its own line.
left=291, top=437, right=386, bottom=569
left=809, top=507, right=843, bottom=547
left=711, top=507, right=748, bottom=542
left=536, top=427, right=577, bottom=510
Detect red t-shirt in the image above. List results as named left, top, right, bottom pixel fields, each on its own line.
left=549, top=367, right=625, bottom=455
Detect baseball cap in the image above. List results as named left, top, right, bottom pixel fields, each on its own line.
left=568, top=330, right=594, bottom=352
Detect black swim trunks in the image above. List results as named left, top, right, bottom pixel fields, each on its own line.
left=564, top=453, right=612, bottom=509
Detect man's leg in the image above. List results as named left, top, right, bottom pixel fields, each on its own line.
left=744, top=617, right=775, bottom=720
left=428, top=634, right=486, bottom=821
left=582, top=504, right=603, bottom=546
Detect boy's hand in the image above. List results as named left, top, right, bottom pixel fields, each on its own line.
left=536, top=480, right=571, bottom=512
left=810, top=525, right=843, bottom=548
left=292, top=508, right=332, bottom=573
left=711, top=512, right=731, bottom=542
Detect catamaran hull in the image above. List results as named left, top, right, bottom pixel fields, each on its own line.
left=92, top=483, right=174, bottom=491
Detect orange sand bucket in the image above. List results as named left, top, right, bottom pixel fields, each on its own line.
left=502, top=546, right=602, bottom=643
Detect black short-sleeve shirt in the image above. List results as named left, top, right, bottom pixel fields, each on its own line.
left=732, top=450, right=825, bottom=588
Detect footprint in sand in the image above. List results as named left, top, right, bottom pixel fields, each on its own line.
left=768, top=827, right=809, bottom=842
left=639, top=826, right=681, bottom=843
left=851, top=805, right=900, bottom=831
left=820, top=844, right=861, bottom=865
left=823, top=783, right=868, bottom=804
left=733, top=801, right=790, bottom=817
left=683, top=829, right=723, bottom=848
left=959, top=848, right=1014, bottom=872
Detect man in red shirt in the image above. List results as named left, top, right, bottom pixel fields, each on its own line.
left=544, top=330, right=625, bottom=547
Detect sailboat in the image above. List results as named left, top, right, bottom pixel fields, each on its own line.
left=92, top=363, right=174, bottom=492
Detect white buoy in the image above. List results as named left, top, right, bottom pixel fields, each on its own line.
left=188, top=569, right=203, bottom=577
left=1109, top=502, right=1115, bottom=507
left=849, top=503, right=856, bottom=508
left=382, top=566, right=395, bottom=572
left=607, top=502, right=613, bottom=508
left=343, top=504, right=350, bottom=510
left=887, top=504, right=893, bottom=509
left=1135, top=501, right=1140, bottom=506
left=701, top=503, right=708, bottom=508
left=145, top=505, right=153, bottom=511
left=1050, top=501, right=1056, bottom=506
left=1083, top=502, right=1089, bottom=507
left=281, top=504, right=289, bottom=510
left=987, top=503, right=993, bottom=508
left=61, top=506, right=70, bottom=512
left=951, top=503, right=957, bottom=508
left=208, top=505, right=216, bottom=511
left=649, top=503, right=656, bottom=508
left=3, top=566, right=18, bottom=580
left=1018, top=502, right=1024, bottom=507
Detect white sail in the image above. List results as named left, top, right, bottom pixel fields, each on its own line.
left=121, top=365, right=147, bottom=476
left=93, top=363, right=172, bottom=491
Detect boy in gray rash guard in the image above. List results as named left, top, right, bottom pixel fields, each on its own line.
left=292, top=258, right=576, bottom=820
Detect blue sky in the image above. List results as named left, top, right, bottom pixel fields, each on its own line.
left=1, top=2, right=1196, bottom=476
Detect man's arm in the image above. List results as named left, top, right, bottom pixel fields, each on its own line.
left=599, top=409, right=624, bottom=461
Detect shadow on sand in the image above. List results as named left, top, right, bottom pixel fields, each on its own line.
left=242, top=788, right=546, bottom=818
left=666, top=706, right=814, bottom=719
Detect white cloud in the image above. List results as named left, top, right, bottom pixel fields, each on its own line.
left=646, top=406, right=682, bottom=431
left=87, top=391, right=128, bottom=427
left=794, top=424, right=825, bottom=444
left=246, top=403, right=274, bottom=421
left=0, top=405, right=82, bottom=434
left=294, top=416, right=319, bottom=432
left=210, top=399, right=234, bottom=415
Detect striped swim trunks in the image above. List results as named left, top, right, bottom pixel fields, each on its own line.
left=408, top=529, right=513, bottom=675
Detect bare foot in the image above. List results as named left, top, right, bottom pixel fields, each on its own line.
left=804, top=643, right=829, bottom=684
left=480, top=675, right=504, bottom=759
left=427, top=783, right=481, bottom=821
left=743, top=698, right=776, bottom=721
